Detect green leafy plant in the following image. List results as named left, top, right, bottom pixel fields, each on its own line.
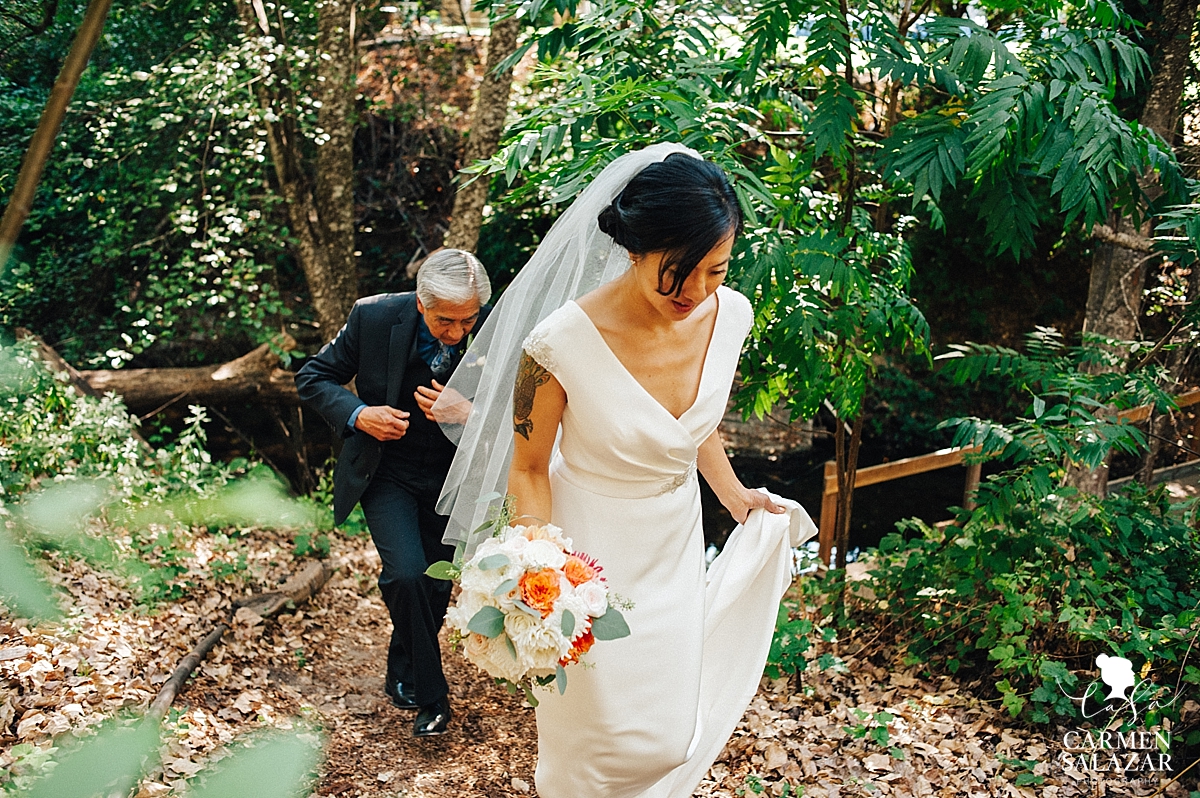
left=0, top=342, right=319, bottom=615
left=845, top=331, right=1200, bottom=724
left=844, top=708, right=896, bottom=749
left=766, top=591, right=840, bottom=681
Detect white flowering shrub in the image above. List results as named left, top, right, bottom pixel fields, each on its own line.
left=0, top=340, right=231, bottom=510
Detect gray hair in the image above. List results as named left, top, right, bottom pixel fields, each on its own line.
left=415, top=249, right=492, bottom=308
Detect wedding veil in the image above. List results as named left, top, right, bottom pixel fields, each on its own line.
left=433, top=142, right=701, bottom=558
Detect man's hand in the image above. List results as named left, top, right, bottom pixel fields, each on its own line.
left=354, top=406, right=410, bottom=440
left=416, top=380, right=472, bottom=424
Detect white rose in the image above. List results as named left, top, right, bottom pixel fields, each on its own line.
left=499, top=534, right=529, bottom=558
left=445, top=590, right=488, bottom=634
left=471, top=538, right=503, bottom=563
left=523, top=633, right=570, bottom=673
left=504, top=609, right=541, bottom=647
left=575, top=581, right=609, bottom=617
left=524, top=538, right=567, bottom=570
left=539, top=523, right=570, bottom=547
left=505, top=610, right=569, bottom=671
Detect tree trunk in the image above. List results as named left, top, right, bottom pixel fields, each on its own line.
left=314, top=0, right=359, bottom=326
left=833, top=408, right=864, bottom=571
left=0, top=0, right=113, bottom=272
left=1065, top=0, right=1198, bottom=496
left=235, top=0, right=358, bottom=341
left=442, top=14, right=521, bottom=253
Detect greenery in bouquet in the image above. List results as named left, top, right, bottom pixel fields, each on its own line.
left=426, top=494, right=631, bottom=705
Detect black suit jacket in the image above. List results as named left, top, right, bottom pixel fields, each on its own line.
left=294, top=292, right=489, bottom=525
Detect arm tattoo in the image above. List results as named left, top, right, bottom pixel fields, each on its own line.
left=513, top=350, right=551, bottom=441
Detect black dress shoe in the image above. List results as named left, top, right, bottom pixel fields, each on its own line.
left=384, top=680, right=419, bottom=711
left=412, top=697, right=451, bottom=737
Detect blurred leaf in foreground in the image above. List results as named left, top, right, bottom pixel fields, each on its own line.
left=120, top=470, right=319, bottom=532
left=18, top=717, right=160, bottom=798
left=188, top=728, right=323, bottom=798
left=0, top=527, right=61, bottom=621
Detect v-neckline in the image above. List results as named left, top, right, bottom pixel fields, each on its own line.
left=569, top=287, right=724, bottom=422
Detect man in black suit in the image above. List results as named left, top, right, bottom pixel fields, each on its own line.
left=295, top=249, right=490, bottom=737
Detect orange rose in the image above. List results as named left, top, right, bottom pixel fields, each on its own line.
left=563, top=555, right=597, bottom=587
left=519, top=568, right=561, bottom=617
left=559, top=629, right=595, bottom=666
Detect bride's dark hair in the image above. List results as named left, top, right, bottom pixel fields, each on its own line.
left=597, top=152, right=743, bottom=297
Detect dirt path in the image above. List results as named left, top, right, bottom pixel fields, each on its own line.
left=299, top=541, right=539, bottom=798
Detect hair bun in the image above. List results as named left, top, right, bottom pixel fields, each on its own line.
left=597, top=202, right=625, bottom=244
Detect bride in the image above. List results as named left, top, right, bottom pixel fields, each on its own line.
left=435, top=143, right=816, bottom=798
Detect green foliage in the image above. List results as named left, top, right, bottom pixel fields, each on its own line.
left=300, top=458, right=368, bottom=537
left=766, top=585, right=841, bottom=679
left=13, top=717, right=160, bottom=798
left=475, top=0, right=1178, bottom=427
left=292, top=532, right=331, bottom=559
left=0, top=3, right=321, bottom=365
left=846, top=332, right=1200, bottom=723
left=844, top=708, right=895, bottom=748
left=877, top=18, right=1181, bottom=258
left=1, top=717, right=322, bottom=798
left=186, top=728, right=322, bottom=798
left=0, top=340, right=319, bottom=611
left=0, top=339, right=242, bottom=500
left=736, top=144, right=931, bottom=423
left=935, top=327, right=1171, bottom=475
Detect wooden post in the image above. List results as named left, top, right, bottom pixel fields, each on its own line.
left=963, top=462, right=982, bottom=511
left=819, top=460, right=837, bottom=565
left=0, top=0, right=115, bottom=272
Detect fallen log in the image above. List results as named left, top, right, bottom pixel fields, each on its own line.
left=233, top=560, right=332, bottom=619
left=79, top=337, right=301, bottom=414
left=148, top=623, right=228, bottom=719
left=148, top=559, right=333, bottom=718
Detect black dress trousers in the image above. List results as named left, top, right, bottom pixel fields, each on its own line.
left=359, top=449, right=456, bottom=707
left=357, top=344, right=459, bottom=708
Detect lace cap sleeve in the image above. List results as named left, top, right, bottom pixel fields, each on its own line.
left=522, top=325, right=556, bottom=373
left=521, top=306, right=569, bottom=375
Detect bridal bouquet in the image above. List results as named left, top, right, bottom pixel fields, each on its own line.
left=427, top=510, right=629, bottom=702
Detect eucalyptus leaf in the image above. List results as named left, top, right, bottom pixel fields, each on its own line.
left=477, top=553, right=510, bottom=571
left=555, top=664, right=568, bottom=695
left=513, top=599, right=541, bottom=618
left=468, top=605, right=506, bottom=638
left=590, top=607, right=631, bottom=641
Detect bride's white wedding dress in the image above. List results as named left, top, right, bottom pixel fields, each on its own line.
left=522, top=285, right=816, bottom=798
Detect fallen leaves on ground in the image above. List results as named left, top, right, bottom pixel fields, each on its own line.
left=1, top=530, right=1193, bottom=797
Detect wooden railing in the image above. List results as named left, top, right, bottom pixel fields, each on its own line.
left=815, top=388, right=1200, bottom=565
